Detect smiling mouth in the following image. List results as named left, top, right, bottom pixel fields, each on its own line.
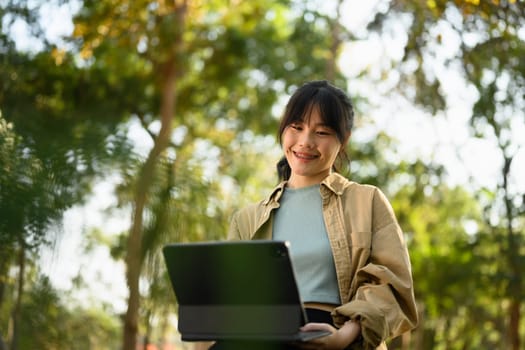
left=293, top=151, right=318, bottom=160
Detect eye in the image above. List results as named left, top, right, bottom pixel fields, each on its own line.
left=316, top=129, right=333, bottom=136
left=290, top=123, right=303, bottom=131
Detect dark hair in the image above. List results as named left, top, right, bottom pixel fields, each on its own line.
left=276, top=80, right=354, bottom=181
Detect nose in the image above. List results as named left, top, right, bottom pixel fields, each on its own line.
left=298, top=130, right=315, bottom=148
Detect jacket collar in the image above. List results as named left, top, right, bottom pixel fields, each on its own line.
left=262, top=172, right=352, bottom=205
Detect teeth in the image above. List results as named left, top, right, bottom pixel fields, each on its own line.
left=295, top=152, right=316, bottom=159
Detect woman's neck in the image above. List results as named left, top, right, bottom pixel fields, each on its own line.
left=287, top=173, right=329, bottom=189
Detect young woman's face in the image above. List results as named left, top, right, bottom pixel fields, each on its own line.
left=281, top=107, right=343, bottom=188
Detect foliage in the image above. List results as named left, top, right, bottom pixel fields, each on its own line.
left=3, top=0, right=524, bottom=349
left=17, top=275, right=120, bottom=350
left=351, top=132, right=488, bottom=348
left=70, top=0, right=362, bottom=347
left=1, top=1, right=136, bottom=348
left=370, top=0, right=525, bottom=348
left=0, top=2, right=136, bottom=250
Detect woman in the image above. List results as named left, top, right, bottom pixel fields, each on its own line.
left=222, top=80, right=418, bottom=349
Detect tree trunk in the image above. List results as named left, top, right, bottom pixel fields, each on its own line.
left=509, top=298, right=520, bottom=350
left=143, top=309, right=152, bottom=350
left=121, top=3, right=188, bottom=348
left=122, top=61, right=177, bottom=350
left=9, top=243, right=25, bottom=350
left=0, top=246, right=14, bottom=350
left=500, top=155, right=521, bottom=350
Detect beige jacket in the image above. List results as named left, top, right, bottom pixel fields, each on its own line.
left=228, top=173, right=418, bottom=349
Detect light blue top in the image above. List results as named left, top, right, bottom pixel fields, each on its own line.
left=272, top=184, right=341, bottom=305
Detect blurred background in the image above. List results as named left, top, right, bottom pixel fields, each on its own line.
left=0, top=0, right=524, bottom=349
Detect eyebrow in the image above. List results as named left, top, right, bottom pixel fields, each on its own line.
left=293, top=120, right=330, bottom=127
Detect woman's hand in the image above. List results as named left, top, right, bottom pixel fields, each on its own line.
left=297, top=320, right=361, bottom=350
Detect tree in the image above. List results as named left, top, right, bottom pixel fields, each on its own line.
left=347, top=127, right=487, bottom=349
left=18, top=274, right=120, bottom=350
left=5, top=1, right=510, bottom=348
left=370, top=0, right=525, bottom=348
left=71, top=0, right=364, bottom=348
left=1, top=1, right=135, bottom=348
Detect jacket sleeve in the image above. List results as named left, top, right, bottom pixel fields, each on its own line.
left=332, top=188, right=418, bottom=348
left=227, top=210, right=242, bottom=240
left=226, top=203, right=261, bottom=240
